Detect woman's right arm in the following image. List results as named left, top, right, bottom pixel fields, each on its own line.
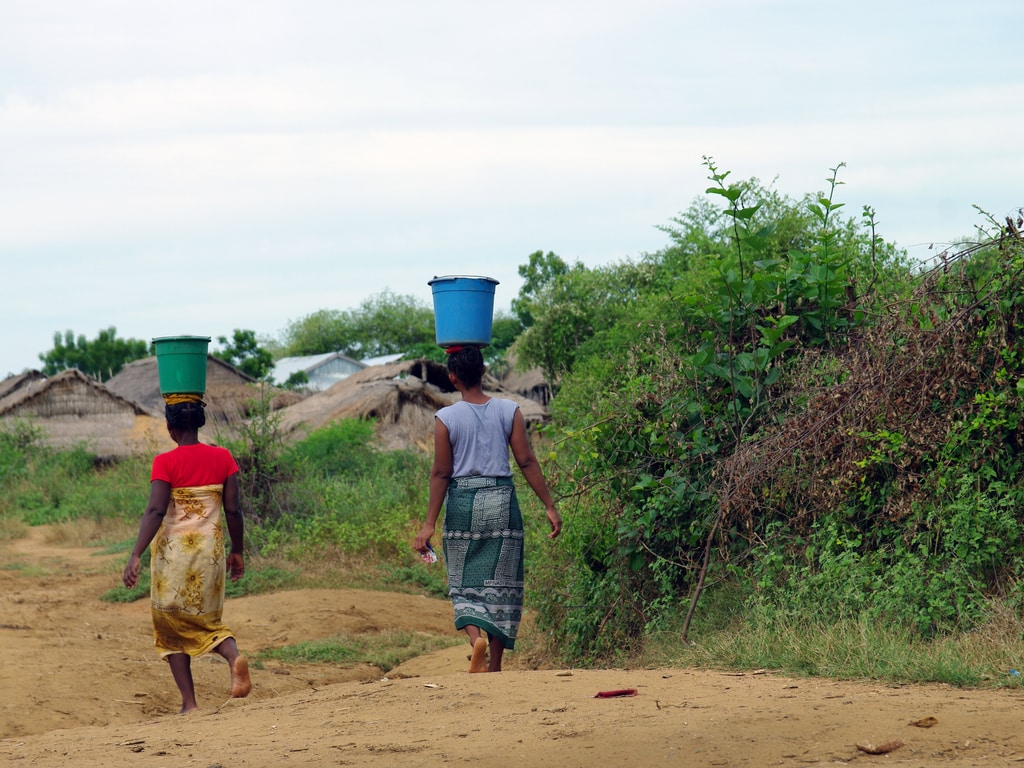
left=122, top=480, right=171, bottom=588
left=414, top=418, right=453, bottom=553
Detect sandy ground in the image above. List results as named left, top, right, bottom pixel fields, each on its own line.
left=4, top=528, right=1024, bottom=766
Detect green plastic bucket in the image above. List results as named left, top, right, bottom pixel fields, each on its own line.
left=152, top=335, right=211, bottom=395
left=428, top=275, right=499, bottom=347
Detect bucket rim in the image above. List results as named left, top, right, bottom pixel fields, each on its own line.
left=152, top=335, right=212, bottom=344
left=427, top=274, right=499, bottom=286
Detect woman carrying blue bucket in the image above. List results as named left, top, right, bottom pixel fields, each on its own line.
left=413, top=344, right=562, bottom=673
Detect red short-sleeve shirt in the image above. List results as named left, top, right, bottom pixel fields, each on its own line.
left=151, top=443, right=239, bottom=488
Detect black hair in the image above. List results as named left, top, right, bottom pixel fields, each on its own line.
left=165, top=401, right=207, bottom=431
left=447, top=345, right=484, bottom=388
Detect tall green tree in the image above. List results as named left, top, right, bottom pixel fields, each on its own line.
left=280, top=309, right=348, bottom=356
left=39, top=327, right=149, bottom=381
left=511, top=250, right=570, bottom=328
left=490, top=311, right=523, bottom=350
left=514, top=259, right=655, bottom=386
left=282, top=290, right=435, bottom=358
left=344, top=289, right=436, bottom=357
left=214, top=329, right=275, bottom=380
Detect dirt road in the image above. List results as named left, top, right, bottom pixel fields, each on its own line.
left=3, top=526, right=1024, bottom=766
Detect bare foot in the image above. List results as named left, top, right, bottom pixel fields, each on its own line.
left=469, top=637, right=488, bottom=673
left=231, top=656, right=251, bottom=698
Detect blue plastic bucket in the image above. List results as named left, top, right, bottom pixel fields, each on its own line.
left=428, top=275, right=499, bottom=347
left=152, top=335, right=211, bottom=395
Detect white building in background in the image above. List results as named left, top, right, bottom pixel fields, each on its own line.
left=360, top=352, right=404, bottom=367
left=271, top=352, right=366, bottom=392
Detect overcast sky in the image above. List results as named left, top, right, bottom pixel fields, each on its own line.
left=1, top=0, right=1021, bottom=377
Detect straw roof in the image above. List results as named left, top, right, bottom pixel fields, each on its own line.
left=276, top=358, right=549, bottom=451
left=0, top=368, right=172, bottom=458
left=0, top=370, right=46, bottom=401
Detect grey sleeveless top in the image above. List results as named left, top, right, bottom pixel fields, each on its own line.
left=436, top=398, right=519, bottom=478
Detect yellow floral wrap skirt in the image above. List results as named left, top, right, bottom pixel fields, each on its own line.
left=150, top=484, right=234, bottom=659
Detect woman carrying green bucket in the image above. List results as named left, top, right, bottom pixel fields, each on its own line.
left=122, top=336, right=251, bottom=712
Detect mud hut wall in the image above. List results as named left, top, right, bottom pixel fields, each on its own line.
left=0, top=410, right=136, bottom=456
left=26, top=411, right=136, bottom=438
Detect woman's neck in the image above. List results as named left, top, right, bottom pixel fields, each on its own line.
left=459, top=385, right=489, bottom=405
left=175, top=430, right=201, bottom=446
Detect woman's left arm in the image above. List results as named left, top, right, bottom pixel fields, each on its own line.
left=223, top=472, right=245, bottom=581
left=509, top=410, right=562, bottom=538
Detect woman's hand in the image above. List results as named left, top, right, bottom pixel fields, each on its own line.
left=413, top=523, right=435, bottom=554
left=227, top=552, right=245, bottom=582
left=546, top=506, right=562, bottom=539
left=122, top=554, right=142, bottom=588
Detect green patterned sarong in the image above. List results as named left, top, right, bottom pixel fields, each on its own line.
left=442, top=476, right=524, bottom=649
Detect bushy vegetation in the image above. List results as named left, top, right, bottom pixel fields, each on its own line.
left=209, top=394, right=434, bottom=571
left=0, top=421, right=146, bottom=530
left=522, top=159, right=1024, bottom=672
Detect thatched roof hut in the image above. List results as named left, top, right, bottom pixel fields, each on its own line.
left=500, top=365, right=551, bottom=406
left=106, top=356, right=302, bottom=428
left=0, top=370, right=47, bottom=401
left=276, top=358, right=549, bottom=451
left=0, top=368, right=173, bottom=458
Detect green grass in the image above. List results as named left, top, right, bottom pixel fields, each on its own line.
left=225, top=566, right=302, bottom=597
left=373, top=562, right=449, bottom=600
left=255, top=630, right=462, bottom=672
left=0, top=561, right=52, bottom=577
left=102, top=580, right=150, bottom=603
left=1, top=442, right=148, bottom=527
left=643, top=604, right=1024, bottom=689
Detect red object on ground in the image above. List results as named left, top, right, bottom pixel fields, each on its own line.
left=594, top=689, right=638, bottom=698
